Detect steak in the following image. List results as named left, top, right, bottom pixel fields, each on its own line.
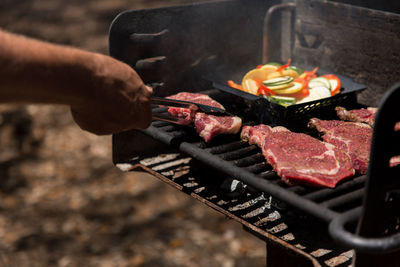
left=241, top=125, right=355, bottom=188
left=166, top=92, right=242, bottom=142
left=336, top=106, right=400, bottom=130
left=336, top=106, right=377, bottom=126
left=166, top=92, right=224, bottom=125
left=308, top=118, right=372, bottom=174
left=195, top=113, right=242, bottom=142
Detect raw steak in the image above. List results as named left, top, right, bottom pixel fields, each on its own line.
left=166, top=92, right=224, bottom=125
left=336, top=106, right=377, bottom=126
left=336, top=106, right=400, bottom=131
left=308, top=118, right=372, bottom=174
left=335, top=107, right=400, bottom=167
left=166, top=92, right=242, bottom=142
left=195, top=113, right=242, bottom=142
left=240, top=125, right=355, bottom=188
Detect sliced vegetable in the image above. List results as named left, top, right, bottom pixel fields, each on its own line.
left=263, top=76, right=294, bottom=86
left=260, top=64, right=279, bottom=72
left=296, top=86, right=331, bottom=104
left=237, top=61, right=342, bottom=105
left=276, top=58, right=292, bottom=73
left=242, top=79, right=259, bottom=94
left=257, top=85, right=276, bottom=96
left=299, top=66, right=319, bottom=81
left=241, top=67, right=277, bottom=91
left=227, top=80, right=244, bottom=91
left=321, top=74, right=341, bottom=96
left=266, top=71, right=284, bottom=80
left=268, top=95, right=296, bottom=106
left=273, top=81, right=304, bottom=94
left=309, top=77, right=331, bottom=90
left=282, top=66, right=304, bottom=78
left=292, top=78, right=310, bottom=98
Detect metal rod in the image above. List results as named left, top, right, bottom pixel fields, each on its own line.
left=262, top=2, right=296, bottom=63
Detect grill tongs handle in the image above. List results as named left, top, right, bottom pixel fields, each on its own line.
left=152, top=96, right=233, bottom=125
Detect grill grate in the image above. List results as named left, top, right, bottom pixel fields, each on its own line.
left=126, top=151, right=354, bottom=266
left=144, top=100, right=367, bottom=223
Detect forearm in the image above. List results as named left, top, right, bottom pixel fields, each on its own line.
left=0, top=29, right=99, bottom=106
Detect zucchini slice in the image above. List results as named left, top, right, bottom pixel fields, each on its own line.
left=269, top=95, right=296, bottom=106
left=309, top=77, right=331, bottom=90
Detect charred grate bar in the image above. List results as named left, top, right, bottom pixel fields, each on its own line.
left=118, top=151, right=354, bottom=266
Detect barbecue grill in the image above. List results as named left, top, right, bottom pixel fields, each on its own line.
left=109, top=1, right=400, bottom=266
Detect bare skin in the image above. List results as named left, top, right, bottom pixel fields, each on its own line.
left=0, top=29, right=153, bottom=135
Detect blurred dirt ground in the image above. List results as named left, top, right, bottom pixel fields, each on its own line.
left=0, top=1, right=265, bottom=266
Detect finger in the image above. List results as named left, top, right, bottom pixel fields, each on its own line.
left=145, top=85, right=153, bottom=94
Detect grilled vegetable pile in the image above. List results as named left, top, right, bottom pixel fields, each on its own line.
left=227, top=59, right=342, bottom=106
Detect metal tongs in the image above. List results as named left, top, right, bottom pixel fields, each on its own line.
left=152, top=96, right=233, bottom=125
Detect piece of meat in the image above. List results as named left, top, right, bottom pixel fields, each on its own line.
left=166, top=92, right=242, bottom=142
left=308, top=118, right=372, bottom=174
left=166, top=92, right=225, bottom=124
left=195, top=113, right=242, bottom=142
left=241, top=125, right=272, bottom=146
left=336, top=106, right=400, bottom=131
left=335, top=107, right=400, bottom=167
left=240, top=125, right=355, bottom=188
left=335, top=106, right=377, bottom=126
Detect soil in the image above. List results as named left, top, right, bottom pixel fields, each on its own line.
left=0, top=1, right=265, bottom=266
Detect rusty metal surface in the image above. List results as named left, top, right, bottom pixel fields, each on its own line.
left=115, top=151, right=354, bottom=267
left=292, top=0, right=400, bottom=106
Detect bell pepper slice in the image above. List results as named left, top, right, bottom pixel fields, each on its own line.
left=254, top=79, right=275, bottom=96
left=294, top=78, right=310, bottom=97
left=227, top=80, right=244, bottom=91
left=276, top=58, right=291, bottom=73
left=321, top=74, right=341, bottom=96
left=300, top=66, right=319, bottom=81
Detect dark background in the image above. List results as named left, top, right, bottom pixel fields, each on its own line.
left=0, top=0, right=265, bottom=266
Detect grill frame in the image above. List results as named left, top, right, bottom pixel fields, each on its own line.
left=109, top=0, right=400, bottom=259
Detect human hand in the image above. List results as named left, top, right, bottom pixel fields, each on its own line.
left=70, top=54, right=153, bottom=135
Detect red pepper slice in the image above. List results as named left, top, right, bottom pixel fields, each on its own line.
left=294, top=78, right=310, bottom=97
left=254, top=79, right=275, bottom=96
left=302, top=66, right=319, bottom=81
left=276, top=58, right=291, bottom=73
left=256, top=64, right=263, bottom=69
left=321, top=74, right=341, bottom=96
left=227, top=80, right=244, bottom=91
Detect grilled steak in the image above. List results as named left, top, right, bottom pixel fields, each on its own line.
left=336, top=106, right=377, bottom=126
left=241, top=125, right=355, bottom=188
left=166, top=92, right=242, bottom=142
left=308, top=118, right=372, bottom=174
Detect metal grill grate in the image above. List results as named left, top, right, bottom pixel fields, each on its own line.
left=145, top=101, right=366, bottom=223
left=121, top=151, right=354, bottom=266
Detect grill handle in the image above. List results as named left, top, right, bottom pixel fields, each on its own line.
left=263, top=2, right=296, bottom=63
left=329, top=207, right=400, bottom=253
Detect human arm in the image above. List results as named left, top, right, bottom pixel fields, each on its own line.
left=0, top=29, right=152, bottom=135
